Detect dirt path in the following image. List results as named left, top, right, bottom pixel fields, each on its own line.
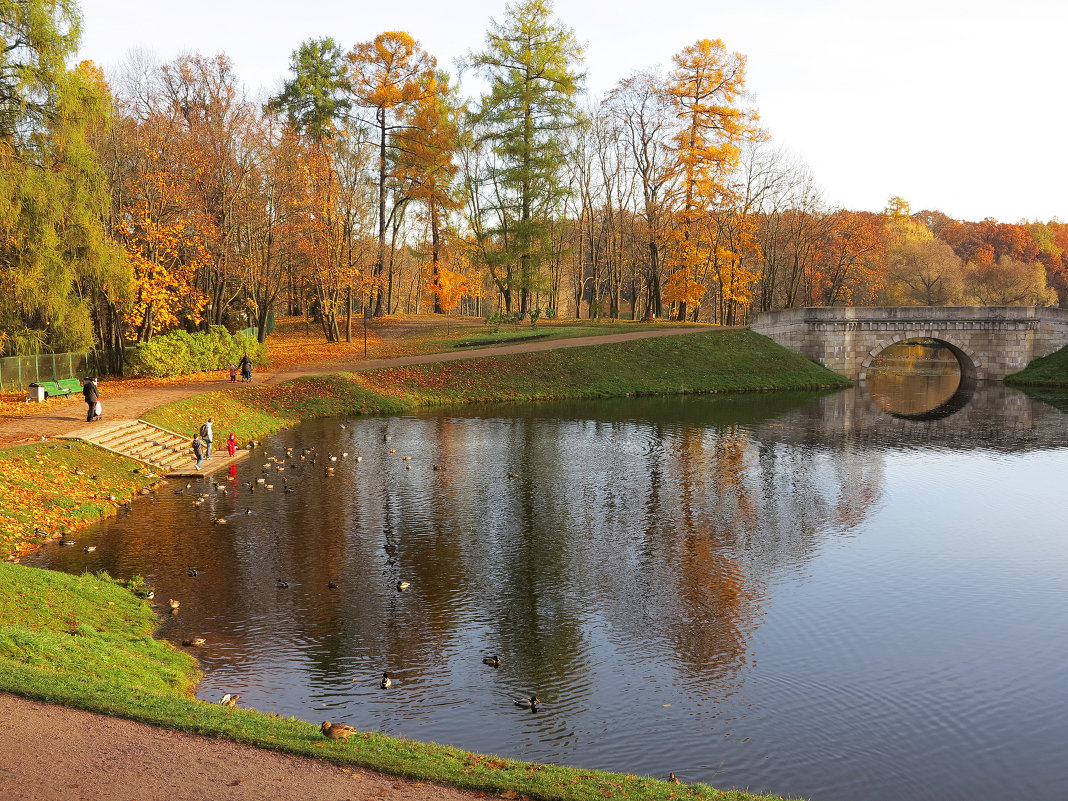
left=0, top=325, right=714, bottom=446
left=0, top=693, right=479, bottom=801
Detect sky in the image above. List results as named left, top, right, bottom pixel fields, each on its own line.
left=75, top=0, right=1067, bottom=224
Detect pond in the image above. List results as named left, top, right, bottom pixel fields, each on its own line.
left=26, top=382, right=1068, bottom=801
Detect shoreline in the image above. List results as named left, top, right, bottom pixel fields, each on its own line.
left=0, top=330, right=844, bottom=801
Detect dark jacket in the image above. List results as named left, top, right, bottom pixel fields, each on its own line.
left=192, top=437, right=204, bottom=458
left=83, top=381, right=99, bottom=404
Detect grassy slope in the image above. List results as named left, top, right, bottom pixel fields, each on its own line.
left=0, top=441, right=158, bottom=558
left=1005, top=343, right=1068, bottom=385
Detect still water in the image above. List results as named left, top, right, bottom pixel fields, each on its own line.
left=28, top=382, right=1068, bottom=801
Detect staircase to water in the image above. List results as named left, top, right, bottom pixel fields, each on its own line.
left=71, top=419, right=191, bottom=474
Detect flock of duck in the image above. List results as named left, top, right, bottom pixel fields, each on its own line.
left=162, top=426, right=541, bottom=738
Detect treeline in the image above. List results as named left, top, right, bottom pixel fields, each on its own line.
left=1, top=0, right=1064, bottom=365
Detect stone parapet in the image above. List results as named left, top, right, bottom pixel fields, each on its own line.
left=750, top=306, right=1068, bottom=380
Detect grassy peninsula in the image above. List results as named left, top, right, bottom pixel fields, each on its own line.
left=143, top=329, right=849, bottom=442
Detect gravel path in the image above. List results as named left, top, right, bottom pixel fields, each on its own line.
left=0, top=694, right=479, bottom=801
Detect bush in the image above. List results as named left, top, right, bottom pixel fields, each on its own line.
left=128, top=326, right=269, bottom=378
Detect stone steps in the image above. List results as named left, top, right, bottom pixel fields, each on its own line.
left=73, top=419, right=191, bottom=473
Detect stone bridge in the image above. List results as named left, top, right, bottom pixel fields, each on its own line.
left=749, top=306, right=1068, bottom=380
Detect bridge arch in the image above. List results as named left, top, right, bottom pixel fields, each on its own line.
left=858, top=333, right=981, bottom=382
left=749, top=306, right=1068, bottom=381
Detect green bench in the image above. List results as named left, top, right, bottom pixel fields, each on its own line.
left=28, top=378, right=83, bottom=401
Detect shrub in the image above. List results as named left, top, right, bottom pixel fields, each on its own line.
left=128, top=327, right=268, bottom=378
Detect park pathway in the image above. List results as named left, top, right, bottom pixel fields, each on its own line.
left=0, top=325, right=715, bottom=447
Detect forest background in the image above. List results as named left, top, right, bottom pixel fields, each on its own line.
left=2, top=0, right=1065, bottom=372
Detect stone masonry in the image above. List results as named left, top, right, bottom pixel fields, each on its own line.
left=749, top=306, right=1068, bottom=380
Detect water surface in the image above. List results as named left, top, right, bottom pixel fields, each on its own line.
left=28, top=384, right=1068, bottom=801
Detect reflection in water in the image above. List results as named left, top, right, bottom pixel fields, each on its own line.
left=867, top=341, right=962, bottom=416
left=26, top=386, right=1068, bottom=801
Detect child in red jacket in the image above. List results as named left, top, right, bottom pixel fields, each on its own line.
left=226, top=432, right=237, bottom=457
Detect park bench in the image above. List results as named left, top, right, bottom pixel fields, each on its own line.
left=28, top=378, right=84, bottom=402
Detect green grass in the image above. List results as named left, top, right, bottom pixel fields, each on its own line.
left=0, top=561, right=797, bottom=801
left=1006, top=344, right=1068, bottom=385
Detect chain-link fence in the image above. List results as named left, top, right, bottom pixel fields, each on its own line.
left=0, top=351, right=102, bottom=393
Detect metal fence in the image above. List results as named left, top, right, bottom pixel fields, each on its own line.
left=0, top=351, right=101, bottom=393
left=233, top=326, right=259, bottom=341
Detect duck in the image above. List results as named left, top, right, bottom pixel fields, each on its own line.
left=182, top=637, right=207, bottom=647
left=220, top=693, right=242, bottom=708
left=320, top=721, right=356, bottom=741
left=482, top=654, right=502, bottom=668
left=83, top=545, right=96, bottom=553
left=668, top=773, right=681, bottom=784
left=168, top=599, right=180, bottom=609
left=327, top=582, right=339, bottom=590
left=277, top=579, right=289, bottom=589
left=396, top=580, right=410, bottom=591
left=380, top=672, right=392, bottom=689
left=187, top=567, right=198, bottom=577
left=507, top=472, right=519, bottom=478
left=514, top=696, right=540, bottom=710
left=59, top=539, right=76, bottom=547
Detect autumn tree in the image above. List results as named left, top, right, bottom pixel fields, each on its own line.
left=466, top=0, right=585, bottom=316
left=347, top=31, right=437, bottom=316
left=664, top=38, right=757, bottom=320
left=394, top=69, right=462, bottom=314
left=962, top=256, right=1056, bottom=306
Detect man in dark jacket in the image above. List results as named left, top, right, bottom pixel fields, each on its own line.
left=82, top=378, right=99, bottom=422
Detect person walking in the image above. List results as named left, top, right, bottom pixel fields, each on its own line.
left=239, top=353, right=253, bottom=383
left=229, top=363, right=237, bottom=383
left=192, top=435, right=204, bottom=470
left=199, top=418, right=214, bottom=459
left=82, top=377, right=99, bottom=423
left=226, top=432, right=237, bottom=457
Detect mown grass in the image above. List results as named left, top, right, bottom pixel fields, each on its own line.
left=0, top=561, right=798, bottom=801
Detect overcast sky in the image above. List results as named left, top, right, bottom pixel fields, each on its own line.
left=76, top=0, right=1066, bottom=224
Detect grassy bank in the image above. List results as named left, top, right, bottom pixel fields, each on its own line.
left=0, top=441, right=158, bottom=559
left=1005, top=344, right=1068, bottom=386
left=0, top=561, right=797, bottom=800
left=142, top=329, right=849, bottom=444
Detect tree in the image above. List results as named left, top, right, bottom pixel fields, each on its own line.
left=467, top=0, right=584, bottom=316
left=0, top=1, right=122, bottom=356
left=962, top=256, right=1056, bottom=306
left=884, top=238, right=962, bottom=306
left=665, top=38, right=756, bottom=320
left=394, top=69, right=462, bottom=314
left=0, top=0, right=82, bottom=144
left=605, top=70, right=678, bottom=319
left=348, top=31, right=437, bottom=316
left=267, top=38, right=351, bottom=143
